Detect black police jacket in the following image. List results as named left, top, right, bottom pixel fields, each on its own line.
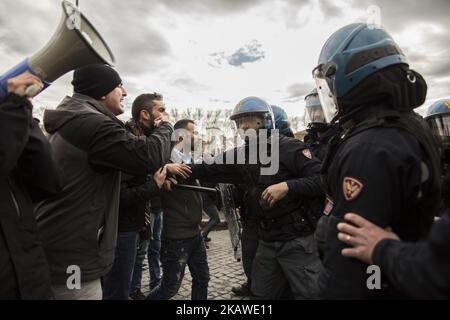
left=190, top=134, right=324, bottom=242
left=305, top=125, right=339, bottom=161
left=320, top=110, right=441, bottom=299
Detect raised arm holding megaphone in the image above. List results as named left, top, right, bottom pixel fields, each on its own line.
left=0, top=1, right=115, bottom=99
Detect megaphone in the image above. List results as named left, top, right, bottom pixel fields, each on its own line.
left=0, top=1, right=115, bottom=99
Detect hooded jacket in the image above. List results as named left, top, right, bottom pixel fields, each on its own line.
left=34, top=93, right=172, bottom=284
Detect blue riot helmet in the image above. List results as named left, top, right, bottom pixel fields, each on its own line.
left=425, top=99, right=450, bottom=152
left=313, top=23, right=409, bottom=122
left=271, top=105, right=294, bottom=137
left=230, top=96, right=275, bottom=131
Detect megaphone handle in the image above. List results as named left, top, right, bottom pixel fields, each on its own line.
left=24, top=84, right=41, bottom=98
left=0, top=58, right=50, bottom=99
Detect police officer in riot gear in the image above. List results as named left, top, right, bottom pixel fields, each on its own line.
left=188, top=97, right=324, bottom=299
left=314, top=23, right=442, bottom=299
left=334, top=99, right=450, bottom=299
left=425, top=99, right=450, bottom=215
left=303, top=89, right=338, bottom=161
left=271, top=105, right=295, bottom=138
left=231, top=104, right=298, bottom=297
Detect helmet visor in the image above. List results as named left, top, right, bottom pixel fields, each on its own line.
left=427, top=114, right=450, bottom=149
left=313, top=64, right=338, bottom=123
left=305, top=104, right=327, bottom=125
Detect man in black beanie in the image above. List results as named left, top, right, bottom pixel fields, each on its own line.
left=34, top=64, right=189, bottom=300
left=71, top=64, right=126, bottom=115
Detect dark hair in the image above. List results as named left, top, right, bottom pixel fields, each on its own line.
left=131, top=92, right=163, bottom=120
left=174, top=119, right=195, bottom=130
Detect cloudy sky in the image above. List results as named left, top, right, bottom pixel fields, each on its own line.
left=0, top=0, right=448, bottom=119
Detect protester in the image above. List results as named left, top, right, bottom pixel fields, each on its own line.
left=147, top=119, right=210, bottom=300
left=0, top=72, right=62, bottom=299
left=34, top=64, right=178, bottom=300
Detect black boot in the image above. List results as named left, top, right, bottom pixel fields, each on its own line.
left=130, top=288, right=146, bottom=300
left=231, top=281, right=251, bottom=297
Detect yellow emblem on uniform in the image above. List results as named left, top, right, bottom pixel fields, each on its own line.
left=343, top=177, right=364, bottom=201
left=446, top=101, right=450, bottom=108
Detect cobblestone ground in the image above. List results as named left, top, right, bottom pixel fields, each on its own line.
left=140, top=230, right=248, bottom=300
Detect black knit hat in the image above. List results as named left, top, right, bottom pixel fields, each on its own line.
left=72, top=64, right=122, bottom=99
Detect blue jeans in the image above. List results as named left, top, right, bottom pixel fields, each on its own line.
left=130, top=238, right=149, bottom=294
left=148, top=211, right=163, bottom=289
left=146, top=234, right=209, bottom=300
left=102, top=232, right=138, bottom=300
left=130, top=210, right=163, bottom=292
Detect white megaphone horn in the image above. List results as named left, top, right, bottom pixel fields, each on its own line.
left=0, top=0, right=115, bottom=98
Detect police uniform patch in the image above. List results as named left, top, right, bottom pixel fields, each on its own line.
left=324, top=196, right=334, bottom=215
left=343, top=177, right=364, bottom=201
left=302, top=149, right=312, bottom=160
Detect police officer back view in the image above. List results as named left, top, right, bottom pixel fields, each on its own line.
left=313, top=23, right=442, bottom=299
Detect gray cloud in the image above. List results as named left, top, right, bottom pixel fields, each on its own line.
left=0, top=1, right=60, bottom=62
left=1, top=0, right=448, bottom=109
left=209, top=98, right=231, bottom=103
left=0, top=0, right=171, bottom=79
left=170, top=76, right=209, bottom=92
left=283, top=82, right=315, bottom=102
left=75, top=1, right=171, bottom=75
left=155, top=0, right=265, bottom=15
left=281, top=0, right=344, bottom=29
left=209, top=40, right=265, bottom=68
left=281, top=0, right=312, bottom=29
left=364, top=0, right=450, bottom=31
left=405, top=47, right=450, bottom=80
left=208, top=51, right=226, bottom=68
left=318, top=0, right=345, bottom=18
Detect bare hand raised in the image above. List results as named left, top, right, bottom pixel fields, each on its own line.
left=154, top=112, right=171, bottom=127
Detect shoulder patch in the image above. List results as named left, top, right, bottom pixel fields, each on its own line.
left=302, top=149, right=312, bottom=159
left=343, top=177, right=364, bottom=201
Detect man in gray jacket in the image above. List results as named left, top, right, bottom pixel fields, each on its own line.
left=34, top=64, right=176, bottom=300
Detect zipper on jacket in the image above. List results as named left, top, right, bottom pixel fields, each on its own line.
left=6, top=177, right=21, bottom=217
